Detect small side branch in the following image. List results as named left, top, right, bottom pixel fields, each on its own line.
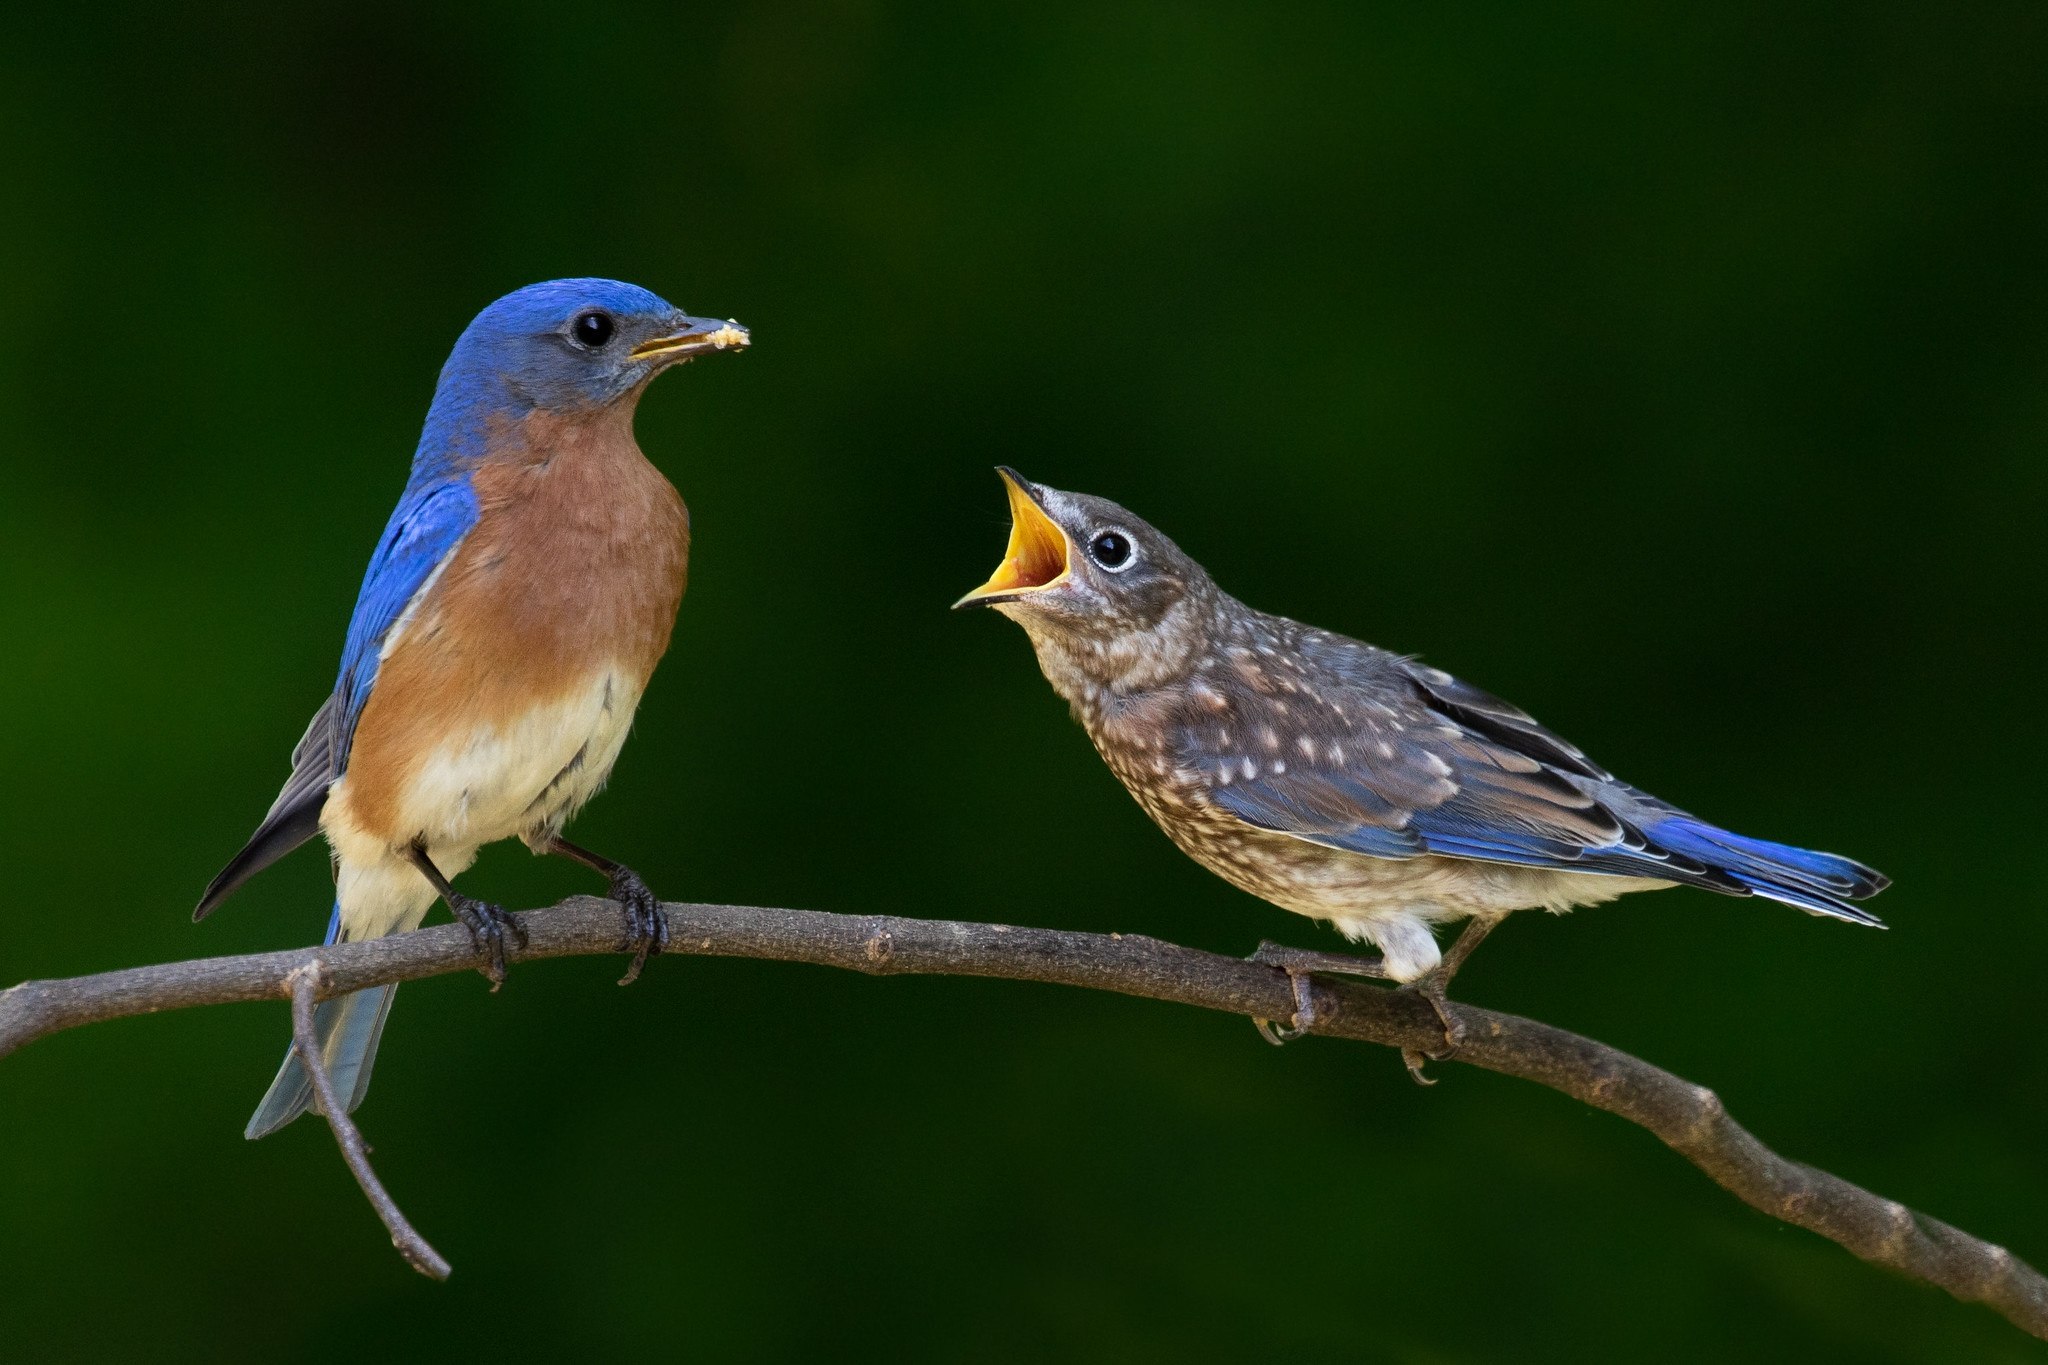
left=2, top=898, right=2041, bottom=1338
left=286, top=963, right=450, bottom=1281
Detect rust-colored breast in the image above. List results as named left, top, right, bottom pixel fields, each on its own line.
left=341, top=408, right=689, bottom=842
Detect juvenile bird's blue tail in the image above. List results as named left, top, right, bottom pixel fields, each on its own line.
left=1645, top=816, right=1888, bottom=925
left=244, top=903, right=398, bottom=1140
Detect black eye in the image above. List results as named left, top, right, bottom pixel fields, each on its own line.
left=1088, top=530, right=1135, bottom=571
left=571, top=310, right=616, bottom=348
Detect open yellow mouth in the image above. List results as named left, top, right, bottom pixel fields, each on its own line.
left=953, top=468, right=1071, bottom=607
left=629, top=319, right=751, bottom=361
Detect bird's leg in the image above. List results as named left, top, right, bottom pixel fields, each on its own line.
left=406, top=842, right=527, bottom=990
left=1396, top=915, right=1504, bottom=1080
left=1246, top=941, right=1390, bottom=1045
left=543, top=836, right=668, bottom=986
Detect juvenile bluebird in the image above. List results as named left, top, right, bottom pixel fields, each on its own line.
left=195, top=279, right=748, bottom=1138
left=957, top=470, right=1886, bottom=1056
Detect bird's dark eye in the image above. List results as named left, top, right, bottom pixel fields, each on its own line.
left=1088, top=530, right=1135, bottom=571
left=571, top=310, right=616, bottom=348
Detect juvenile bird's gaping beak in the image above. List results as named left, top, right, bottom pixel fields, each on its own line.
left=631, top=315, right=751, bottom=363
left=954, top=467, right=1072, bottom=608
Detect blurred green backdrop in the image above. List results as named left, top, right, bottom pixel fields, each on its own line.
left=2, top=2, right=2044, bottom=1360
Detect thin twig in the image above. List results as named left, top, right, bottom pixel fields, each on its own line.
left=2, top=897, right=2040, bottom=1338
left=285, top=962, right=451, bottom=1281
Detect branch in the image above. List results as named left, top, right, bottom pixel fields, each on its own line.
left=3, top=897, right=2040, bottom=1339
left=285, top=964, right=451, bottom=1280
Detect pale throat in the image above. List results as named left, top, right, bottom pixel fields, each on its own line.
left=1006, top=595, right=1206, bottom=719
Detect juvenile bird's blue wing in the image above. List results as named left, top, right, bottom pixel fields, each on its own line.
left=1397, top=660, right=1884, bottom=917
left=193, top=476, right=479, bottom=919
left=1181, top=636, right=1884, bottom=922
left=1187, top=664, right=1641, bottom=870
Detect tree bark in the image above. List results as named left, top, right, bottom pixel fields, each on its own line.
left=2, top=896, right=2039, bottom=1338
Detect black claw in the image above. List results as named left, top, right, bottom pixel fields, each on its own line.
left=449, top=895, right=524, bottom=989
left=608, top=869, right=667, bottom=986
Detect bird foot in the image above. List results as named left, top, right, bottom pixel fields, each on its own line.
left=1396, top=968, right=1466, bottom=1085
left=606, top=867, right=669, bottom=987
left=1247, top=941, right=1390, bottom=1045
left=449, top=894, right=527, bottom=990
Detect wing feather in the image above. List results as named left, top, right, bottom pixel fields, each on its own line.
left=1180, top=634, right=1871, bottom=913
left=193, top=477, right=478, bottom=918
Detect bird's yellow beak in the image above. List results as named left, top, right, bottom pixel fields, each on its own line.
left=954, top=467, right=1071, bottom=608
left=630, top=316, right=751, bottom=362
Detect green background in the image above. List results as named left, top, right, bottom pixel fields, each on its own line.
left=2, top=3, right=2042, bottom=1360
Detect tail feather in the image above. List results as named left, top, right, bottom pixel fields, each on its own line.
left=243, top=982, right=398, bottom=1140
left=247, top=871, right=444, bottom=1139
left=1647, top=816, right=1889, bottom=926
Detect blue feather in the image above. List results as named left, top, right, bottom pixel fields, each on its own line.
left=243, top=902, right=401, bottom=1139
left=1642, top=816, right=1887, bottom=924
left=211, top=277, right=723, bottom=1139
left=331, top=475, right=479, bottom=769
left=1209, top=781, right=1422, bottom=860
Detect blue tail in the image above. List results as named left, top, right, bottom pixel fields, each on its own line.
left=244, top=902, right=399, bottom=1140
left=1646, top=816, right=1888, bottom=925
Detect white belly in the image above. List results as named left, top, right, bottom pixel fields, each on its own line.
left=326, top=664, right=645, bottom=865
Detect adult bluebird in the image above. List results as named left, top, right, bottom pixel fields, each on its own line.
left=957, top=470, right=1886, bottom=1053
left=195, top=279, right=749, bottom=1138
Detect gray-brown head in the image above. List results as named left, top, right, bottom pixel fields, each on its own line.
left=955, top=469, right=1219, bottom=698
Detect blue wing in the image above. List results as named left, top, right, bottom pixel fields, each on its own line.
left=1186, top=643, right=1886, bottom=924
left=194, top=475, right=479, bottom=919
left=331, top=475, right=481, bottom=767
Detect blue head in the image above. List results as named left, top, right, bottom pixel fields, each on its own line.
left=418, top=277, right=748, bottom=469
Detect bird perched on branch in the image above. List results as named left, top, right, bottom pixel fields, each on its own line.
left=195, top=278, right=748, bottom=1137
left=957, top=470, right=1886, bottom=1065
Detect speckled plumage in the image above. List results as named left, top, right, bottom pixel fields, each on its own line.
left=961, top=470, right=1887, bottom=986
